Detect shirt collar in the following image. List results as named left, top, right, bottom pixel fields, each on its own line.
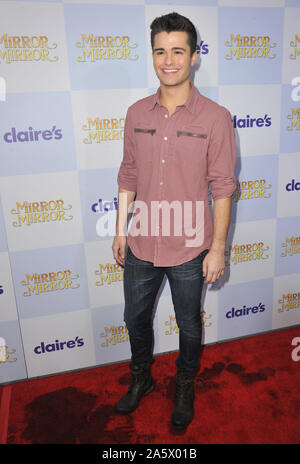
left=147, top=82, right=200, bottom=115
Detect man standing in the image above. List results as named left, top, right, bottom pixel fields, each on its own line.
left=112, top=12, right=236, bottom=429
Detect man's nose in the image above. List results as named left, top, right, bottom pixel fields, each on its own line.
left=164, top=52, right=173, bottom=66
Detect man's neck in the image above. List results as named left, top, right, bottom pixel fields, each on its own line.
left=159, top=81, right=192, bottom=116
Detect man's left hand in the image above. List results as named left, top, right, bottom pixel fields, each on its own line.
left=202, top=249, right=225, bottom=284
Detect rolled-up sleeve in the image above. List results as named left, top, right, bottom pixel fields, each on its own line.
left=207, top=107, right=236, bottom=200
left=117, top=107, right=137, bottom=192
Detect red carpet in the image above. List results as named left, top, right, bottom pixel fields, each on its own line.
left=1, top=326, right=300, bottom=444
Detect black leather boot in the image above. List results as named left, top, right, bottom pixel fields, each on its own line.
left=171, top=374, right=195, bottom=429
left=115, top=364, right=154, bottom=414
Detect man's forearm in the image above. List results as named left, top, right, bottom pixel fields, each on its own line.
left=202, top=197, right=232, bottom=283
left=210, top=197, right=232, bottom=253
left=116, top=187, right=136, bottom=237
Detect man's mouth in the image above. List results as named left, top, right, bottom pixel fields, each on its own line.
left=162, top=69, right=179, bottom=73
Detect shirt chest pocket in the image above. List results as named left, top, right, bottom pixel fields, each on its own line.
left=134, top=123, right=156, bottom=165
left=174, top=126, right=207, bottom=167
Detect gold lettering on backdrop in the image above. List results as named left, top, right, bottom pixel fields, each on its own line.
left=289, top=34, right=300, bottom=60
left=225, top=34, right=277, bottom=60
left=100, top=325, right=129, bottom=347
left=0, top=33, right=58, bottom=63
left=225, top=242, right=270, bottom=265
left=164, top=315, right=178, bottom=335
left=201, top=311, right=213, bottom=328
left=164, top=312, right=212, bottom=335
left=233, top=179, right=272, bottom=202
left=286, top=107, right=300, bottom=131
left=0, top=345, right=17, bottom=363
left=20, top=270, right=80, bottom=296
left=82, top=117, right=125, bottom=144
left=280, top=236, right=300, bottom=257
left=95, top=263, right=124, bottom=286
left=10, top=200, right=73, bottom=227
left=278, top=292, right=300, bottom=312
left=75, top=34, right=138, bottom=62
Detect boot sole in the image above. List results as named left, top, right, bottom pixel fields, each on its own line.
left=115, top=383, right=154, bottom=415
left=171, top=420, right=192, bottom=430
left=171, top=412, right=194, bottom=429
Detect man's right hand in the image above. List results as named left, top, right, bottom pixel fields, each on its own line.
left=112, top=235, right=127, bottom=267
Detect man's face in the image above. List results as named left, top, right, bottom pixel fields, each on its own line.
left=152, top=30, right=197, bottom=89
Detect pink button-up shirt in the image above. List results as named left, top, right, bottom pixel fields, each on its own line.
left=117, top=84, right=236, bottom=267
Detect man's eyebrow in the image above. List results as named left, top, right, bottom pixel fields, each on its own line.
left=153, top=46, right=187, bottom=52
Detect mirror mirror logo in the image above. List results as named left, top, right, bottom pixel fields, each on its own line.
left=0, top=336, right=6, bottom=362
left=75, top=34, right=139, bottom=62
left=0, top=337, right=17, bottom=363
left=0, top=33, right=59, bottom=64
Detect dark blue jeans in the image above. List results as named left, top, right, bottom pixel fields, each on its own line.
left=123, top=246, right=209, bottom=377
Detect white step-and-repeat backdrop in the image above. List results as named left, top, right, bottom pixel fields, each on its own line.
left=0, top=0, right=299, bottom=384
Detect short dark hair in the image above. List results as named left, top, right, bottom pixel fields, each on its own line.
left=150, top=12, right=197, bottom=56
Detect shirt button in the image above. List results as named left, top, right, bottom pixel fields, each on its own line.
left=162, top=159, right=165, bottom=163
left=164, top=114, right=168, bottom=118
left=160, top=181, right=163, bottom=185
left=164, top=136, right=168, bottom=141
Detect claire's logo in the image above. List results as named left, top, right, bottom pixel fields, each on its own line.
left=10, top=200, right=73, bottom=227
left=3, top=126, right=63, bottom=143
left=196, top=40, right=209, bottom=55
left=100, top=325, right=128, bottom=347
left=286, top=179, right=300, bottom=191
left=278, top=292, right=300, bottom=312
left=233, top=179, right=271, bottom=202
left=91, top=197, right=118, bottom=213
left=75, top=34, right=138, bottom=62
left=20, top=270, right=80, bottom=297
left=232, top=114, right=272, bottom=129
left=226, top=302, right=265, bottom=319
left=34, top=336, right=84, bottom=354
left=281, top=236, right=300, bottom=257
left=82, top=118, right=124, bottom=144
left=0, top=33, right=58, bottom=63
left=225, top=34, right=276, bottom=60
left=289, top=34, right=300, bottom=60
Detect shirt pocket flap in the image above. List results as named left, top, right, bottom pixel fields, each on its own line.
left=134, top=122, right=156, bottom=136
left=177, top=125, right=207, bottom=139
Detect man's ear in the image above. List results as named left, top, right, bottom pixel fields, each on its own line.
left=191, top=50, right=198, bottom=67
